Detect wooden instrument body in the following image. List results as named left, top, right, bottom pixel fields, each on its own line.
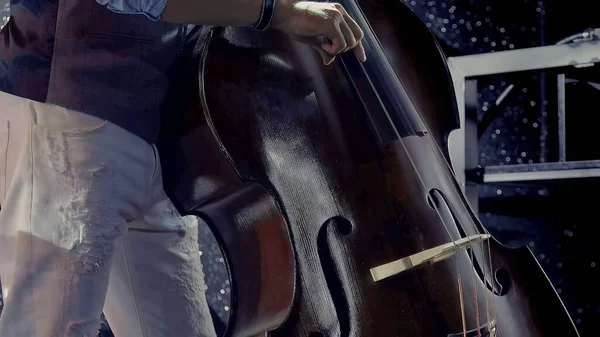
left=158, top=1, right=579, bottom=336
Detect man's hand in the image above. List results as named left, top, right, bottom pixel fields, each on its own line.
left=162, top=0, right=366, bottom=65
left=273, top=2, right=366, bottom=65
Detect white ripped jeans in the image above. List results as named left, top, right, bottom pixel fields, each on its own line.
left=0, top=91, right=216, bottom=337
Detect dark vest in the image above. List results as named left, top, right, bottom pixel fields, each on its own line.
left=0, top=0, right=186, bottom=143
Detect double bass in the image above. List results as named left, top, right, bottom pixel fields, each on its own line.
left=157, top=0, right=580, bottom=336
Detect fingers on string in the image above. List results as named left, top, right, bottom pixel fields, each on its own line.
left=318, top=4, right=367, bottom=64
left=334, top=3, right=367, bottom=62
left=338, top=20, right=356, bottom=52
left=353, top=41, right=367, bottom=62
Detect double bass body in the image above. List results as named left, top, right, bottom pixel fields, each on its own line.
left=158, top=0, right=579, bottom=336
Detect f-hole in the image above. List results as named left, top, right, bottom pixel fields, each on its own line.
left=494, top=268, right=511, bottom=295
left=427, top=189, right=508, bottom=296
left=316, top=216, right=353, bottom=337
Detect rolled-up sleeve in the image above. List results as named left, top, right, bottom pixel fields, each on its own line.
left=95, top=0, right=169, bottom=21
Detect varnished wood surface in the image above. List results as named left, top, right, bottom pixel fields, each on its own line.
left=159, top=1, right=579, bottom=336
left=157, top=28, right=295, bottom=337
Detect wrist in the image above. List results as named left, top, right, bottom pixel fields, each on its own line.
left=271, top=0, right=294, bottom=31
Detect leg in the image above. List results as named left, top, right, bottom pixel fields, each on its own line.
left=0, top=92, right=158, bottom=336
left=103, top=157, right=216, bottom=337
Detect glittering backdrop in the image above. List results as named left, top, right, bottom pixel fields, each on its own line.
left=1, top=1, right=8, bottom=29
left=1, top=1, right=597, bottom=336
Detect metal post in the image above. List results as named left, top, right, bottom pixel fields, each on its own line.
left=446, top=41, right=600, bottom=214
left=557, top=73, right=567, bottom=162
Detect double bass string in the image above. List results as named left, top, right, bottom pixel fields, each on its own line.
left=348, top=54, right=470, bottom=335
left=470, top=247, right=481, bottom=336
left=339, top=0, right=498, bottom=334
left=347, top=56, right=469, bottom=334
left=418, top=110, right=499, bottom=336
left=458, top=276, right=468, bottom=337
left=418, top=106, right=500, bottom=337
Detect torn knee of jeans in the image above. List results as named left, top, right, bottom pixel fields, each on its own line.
left=58, top=198, right=124, bottom=274
left=43, top=131, right=70, bottom=174
left=43, top=129, right=116, bottom=181
left=71, top=219, right=123, bottom=274
left=73, top=250, right=105, bottom=274
left=67, top=318, right=102, bottom=337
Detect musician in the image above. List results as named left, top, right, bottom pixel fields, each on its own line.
left=0, top=0, right=365, bottom=336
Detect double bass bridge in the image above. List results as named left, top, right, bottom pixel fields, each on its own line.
left=370, top=234, right=491, bottom=282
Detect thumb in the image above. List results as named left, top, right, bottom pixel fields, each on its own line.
left=313, top=46, right=335, bottom=65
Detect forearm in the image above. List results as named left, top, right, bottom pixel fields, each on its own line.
left=161, top=0, right=291, bottom=28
